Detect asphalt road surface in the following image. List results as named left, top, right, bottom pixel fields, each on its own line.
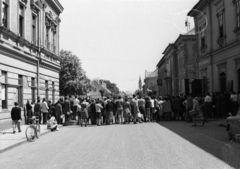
left=0, top=121, right=239, bottom=169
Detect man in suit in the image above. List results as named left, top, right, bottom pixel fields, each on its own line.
left=34, top=99, right=42, bottom=124
left=11, top=102, right=22, bottom=134
left=64, top=96, right=71, bottom=122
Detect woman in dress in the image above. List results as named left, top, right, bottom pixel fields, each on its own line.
left=192, top=97, right=205, bottom=127
left=105, top=100, right=114, bottom=125
left=123, top=98, right=131, bottom=124
left=78, top=102, right=88, bottom=127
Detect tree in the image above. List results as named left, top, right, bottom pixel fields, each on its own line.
left=99, top=79, right=120, bottom=96
left=59, top=50, right=94, bottom=96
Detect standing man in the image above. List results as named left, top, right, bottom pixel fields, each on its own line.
left=131, top=95, right=141, bottom=124
left=34, top=99, right=42, bottom=124
left=42, top=98, right=49, bottom=124
left=204, top=92, right=212, bottom=122
left=11, top=102, right=22, bottom=134
left=73, top=96, right=79, bottom=120
left=55, top=100, right=63, bottom=124
left=64, top=96, right=71, bottom=122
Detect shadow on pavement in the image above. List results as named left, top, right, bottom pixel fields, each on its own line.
left=156, top=121, right=240, bottom=169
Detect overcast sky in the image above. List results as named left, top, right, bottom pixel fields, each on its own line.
left=59, top=0, right=199, bottom=93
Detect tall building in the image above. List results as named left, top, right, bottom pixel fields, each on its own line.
left=188, top=0, right=240, bottom=93
left=0, top=0, right=63, bottom=129
left=157, top=29, right=197, bottom=96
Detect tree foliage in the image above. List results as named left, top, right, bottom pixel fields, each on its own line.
left=59, top=50, right=94, bottom=96
left=99, top=79, right=120, bottom=96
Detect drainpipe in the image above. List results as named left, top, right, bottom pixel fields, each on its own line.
left=208, top=1, right=214, bottom=93
left=37, top=9, right=41, bottom=98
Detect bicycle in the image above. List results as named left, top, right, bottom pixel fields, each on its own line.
left=25, top=116, right=40, bottom=142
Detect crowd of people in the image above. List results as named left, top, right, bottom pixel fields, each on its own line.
left=10, top=91, right=240, bottom=133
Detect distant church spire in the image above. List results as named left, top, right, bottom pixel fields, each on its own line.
left=139, top=76, right=142, bottom=92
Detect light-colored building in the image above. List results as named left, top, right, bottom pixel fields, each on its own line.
left=188, top=0, right=240, bottom=93
left=0, top=0, right=63, bottom=129
left=157, top=29, right=197, bottom=96
left=143, top=69, right=158, bottom=96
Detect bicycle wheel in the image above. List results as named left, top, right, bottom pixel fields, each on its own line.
left=35, top=123, right=40, bottom=139
left=25, top=126, right=36, bottom=142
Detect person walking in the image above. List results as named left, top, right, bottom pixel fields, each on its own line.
left=42, top=98, right=49, bottom=124
left=11, top=102, right=22, bottom=134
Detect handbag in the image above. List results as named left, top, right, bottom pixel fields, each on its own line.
left=189, top=110, right=198, bottom=116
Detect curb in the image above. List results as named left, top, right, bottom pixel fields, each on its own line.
left=0, top=125, right=63, bottom=154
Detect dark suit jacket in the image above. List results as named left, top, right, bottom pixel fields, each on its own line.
left=11, top=106, right=22, bottom=120
left=55, top=103, right=63, bottom=116
left=64, top=99, right=71, bottom=114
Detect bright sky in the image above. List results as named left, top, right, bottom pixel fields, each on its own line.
left=59, top=0, right=198, bottom=93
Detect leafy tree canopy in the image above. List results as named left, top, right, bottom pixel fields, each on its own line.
left=60, top=50, right=94, bottom=96
left=99, top=79, right=120, bottom=96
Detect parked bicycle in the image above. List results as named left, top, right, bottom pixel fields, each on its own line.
left=25, top=116, right=40, bottom=142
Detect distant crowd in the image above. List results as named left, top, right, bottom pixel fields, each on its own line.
left=10, top=91, right=240, bottom=133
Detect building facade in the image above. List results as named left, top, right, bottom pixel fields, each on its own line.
left=157, top=30, right=197, bottom=96
left=0, top=0, right=63, bottom=124
left=188, top=0, right=240, bottom=93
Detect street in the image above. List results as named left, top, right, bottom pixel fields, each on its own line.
left=0, top=121, right=239, bottom=169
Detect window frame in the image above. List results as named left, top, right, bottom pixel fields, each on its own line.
left=19, top=4, right=24, bottom=37
left=1, top=71, right=8, bottom=110
left=199, top=25, right=206, bottom=48
left=32, top=14, right=37, bottom=44
left=2, top=2, right=8, bottom=28
left=236, top=0, right=240, bottom=28
left=218, top=12, right=224, bottom=38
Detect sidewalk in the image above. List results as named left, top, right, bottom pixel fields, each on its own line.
left=0, top=124, right=62, bottom=153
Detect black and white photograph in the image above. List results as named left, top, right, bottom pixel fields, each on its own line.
left=0, top=0, right=240, bottom=168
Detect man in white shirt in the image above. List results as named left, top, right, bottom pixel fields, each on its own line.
left=73, top=96, right=79, bottom=120
left=204, top=92, right=212, bottom=121
left=230, top=92, right=238, bottom=116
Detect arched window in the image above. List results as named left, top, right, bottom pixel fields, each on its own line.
left=219, top=72, right=226, bottom=92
